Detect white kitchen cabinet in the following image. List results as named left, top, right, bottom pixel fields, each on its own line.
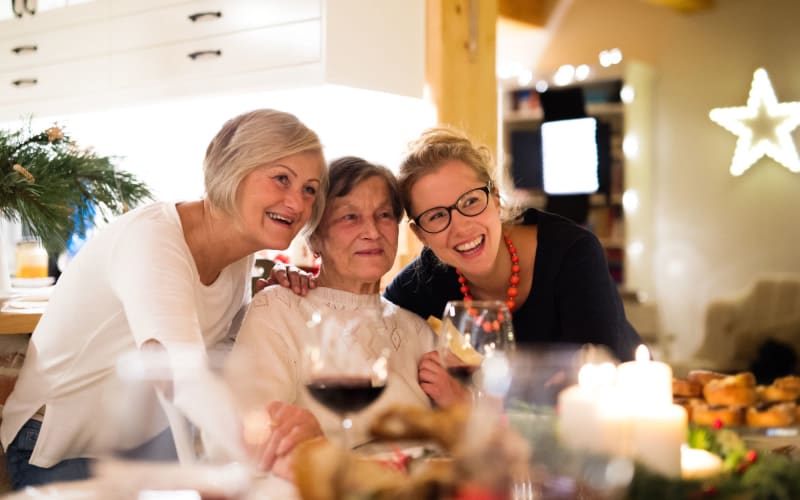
left=0, top=54, right=111, bottom=108
left=111, top=21, right=320, bottom=88
left=0, top=0, right=424, bottom=121
left=108, top=0, right=320, bottom=52
left=0, top=19, right=109, bottom=72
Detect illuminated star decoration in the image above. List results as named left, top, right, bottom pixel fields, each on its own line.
left=709, top=68, right=800, bottom=176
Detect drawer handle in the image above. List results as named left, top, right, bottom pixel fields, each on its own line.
left=11, top=45, right=38, bottom=55
left=12, top=78, right=38, bottom=87
left=188, top=11, right=222, bottom=23
left=187, top=50, right=222, bottom=61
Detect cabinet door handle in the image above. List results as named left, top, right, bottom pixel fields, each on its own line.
left=187, top=50, right=222, bottom=61
left=11, top=45, right=38, bottom=55
left=11, top=0, right=23, bottom=17
left=12, top=78, right=38, bottom=87
left=188, top=11, right=222, bottom=23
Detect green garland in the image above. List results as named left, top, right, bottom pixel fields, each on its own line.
left=628, top=425, right=800, bottom=500
left=0, top=123, right=152, bottom=253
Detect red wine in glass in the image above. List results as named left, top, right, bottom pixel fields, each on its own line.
left=306, top=376, right=386, bottom=414
left=447, top=365, right=478, bottom=386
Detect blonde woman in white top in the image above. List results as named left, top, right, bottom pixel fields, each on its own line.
left=1, top=109, right=327, bottom=490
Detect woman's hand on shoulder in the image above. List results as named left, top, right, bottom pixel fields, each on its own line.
left=259, top=262, right=317, bottom=296
left=244, top=401, right=323, bottom=477
left=417, top=351, right=469, bottom=408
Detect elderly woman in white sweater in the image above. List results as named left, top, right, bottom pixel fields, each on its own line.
left=226, top=157, right=446, bottom=475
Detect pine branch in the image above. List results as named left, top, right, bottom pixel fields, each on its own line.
left=0, top=123, right=153, bottom=253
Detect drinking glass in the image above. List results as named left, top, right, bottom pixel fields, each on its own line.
left=437, top=300, right=516, bottom=397
left=302, top=312, right=390, bottom=449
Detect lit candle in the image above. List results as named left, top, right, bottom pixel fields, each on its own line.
left=616, top=345, right=672, bottom=406
left=681, top=445, right=723, bottom=480
left=615, top=345, right=687, bottom=478
left=557, top=362, right=616, bottom=452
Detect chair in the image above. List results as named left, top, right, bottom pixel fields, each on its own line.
left=674, top=274, right=800, bottom=376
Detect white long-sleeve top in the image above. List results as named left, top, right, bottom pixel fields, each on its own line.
left=226, top=286, right=435, bottom=446
left=1, top=202, right=251, bottom=467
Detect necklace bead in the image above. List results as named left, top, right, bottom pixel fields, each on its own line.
left=455, top=233, right=520, bottom=313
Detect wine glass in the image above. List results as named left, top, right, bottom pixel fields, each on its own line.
left=302, top=312, right=390, bottom=449
left=438, top=300, right=516, bottom=398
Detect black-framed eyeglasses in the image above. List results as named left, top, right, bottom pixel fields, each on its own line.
left=411, top=183, right=492, bottom=233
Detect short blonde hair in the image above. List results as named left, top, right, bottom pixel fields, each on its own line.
left=203, top=109, right=327, bottom=235
left=398, top=126, right=520, bottom=222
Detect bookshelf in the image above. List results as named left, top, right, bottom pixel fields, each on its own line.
left=500, top=61, right=655, bottom=294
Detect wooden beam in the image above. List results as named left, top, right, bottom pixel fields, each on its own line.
left=426, top=0, right=498, bottom=155
left=642, top=0, right=715, bottom=14
left=498, top=0, right=558, bottom=28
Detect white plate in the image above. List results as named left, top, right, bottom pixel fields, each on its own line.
left=12, top=277, right=55, bottom=288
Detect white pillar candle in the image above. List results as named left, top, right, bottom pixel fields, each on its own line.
left=630, top=404, right=687, bottom=478
left=557, top=363, right=616, bottom=452
left=616, top=345, right=672, bottom=407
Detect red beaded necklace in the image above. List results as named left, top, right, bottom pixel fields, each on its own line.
left=455, top=233, right=520, bottom=313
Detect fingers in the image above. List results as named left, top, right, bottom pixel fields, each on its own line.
left=256, top=402, right=322, bottom=470
left=266, top=264, right=317, bottom=296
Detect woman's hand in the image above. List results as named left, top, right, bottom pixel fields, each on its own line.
left=259, top=262, right=317, bottom=296
left=245, top=401, right=323, bottom=477
left=417, top=351, right=469, bottom=408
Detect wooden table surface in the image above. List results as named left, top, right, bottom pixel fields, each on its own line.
left=0, top=307, right=43, bottom=335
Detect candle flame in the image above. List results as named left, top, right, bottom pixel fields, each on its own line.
left=635, top=344, right=651, bottom=362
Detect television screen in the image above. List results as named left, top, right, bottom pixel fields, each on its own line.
left=541, top=117, right=599, bottom=195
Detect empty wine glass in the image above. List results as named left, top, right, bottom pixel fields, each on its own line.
left=302, top=312, right=390, bottom=449
left=438, top=300, right=516, bottom=398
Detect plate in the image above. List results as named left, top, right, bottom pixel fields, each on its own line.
left=12, top=276, right=55, bottom=288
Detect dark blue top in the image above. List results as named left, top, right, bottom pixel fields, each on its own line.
left=384, top=208, right=641, bottom=362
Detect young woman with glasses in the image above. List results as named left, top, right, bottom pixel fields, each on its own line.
left=383, top=127, right=641, bottom=383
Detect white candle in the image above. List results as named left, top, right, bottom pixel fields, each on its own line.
left=681, top=445, right=723, bottom=480
left=557, top=362, right=616, bottom=452
left=616, top=345, right=672, bottom=407
left=611, top=345, right=687, bottom=478
left=630, top=404, right=687, bottom=478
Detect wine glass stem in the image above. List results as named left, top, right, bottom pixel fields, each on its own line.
left=341, top=414, right=353, bottom=450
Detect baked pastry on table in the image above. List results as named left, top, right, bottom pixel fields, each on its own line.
left=293, top=403, right=530, bottom=500
left=676, top=369, right=800, bottom=428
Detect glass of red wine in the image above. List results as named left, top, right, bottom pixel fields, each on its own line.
left=302, top=313, right=390, bottom=449
left=437, top=300, right=516, bottom=398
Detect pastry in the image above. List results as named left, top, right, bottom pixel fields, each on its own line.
left=672, top=378, right=702, bottom=398
left=687, top=369, right=727, bottom=387
left=774, top=375, right=800, bottom=393
left=746, top=403, right=796, bottom=427
left=703, top=373, right=757, bottom=407
left=691, top=404, right=743, bottom=427
left=758, top=383, right=800, bottom=403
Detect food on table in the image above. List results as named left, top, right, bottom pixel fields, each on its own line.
left=687, top=369, right=727, bottom=387
left=294, top=403, right=531, bottom=500
left=691, top=403, right=743, bottom=427
left=703, top=373, right=758, bottom=407
left=746, top=402, right=796, bottom=427
left=674, top=370, right=800, bottom=428
left=672, top=378, right=702, bottom=398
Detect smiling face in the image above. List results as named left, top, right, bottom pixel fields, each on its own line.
left=312, top=176, right=400, bottom=294
left=236, top=150, right=324, bottom=251
left=409, top=160, right=502, bottom=278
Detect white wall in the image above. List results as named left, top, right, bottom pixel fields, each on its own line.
left=534, top=0, right=800, bottom=360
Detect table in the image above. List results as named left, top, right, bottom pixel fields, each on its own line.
left=0, top=309, right=41, bottom=335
